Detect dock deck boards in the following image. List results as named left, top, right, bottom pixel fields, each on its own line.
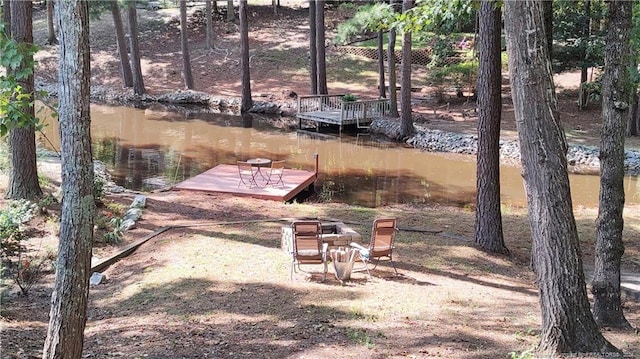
left=172, top=164, right=317, bottom=202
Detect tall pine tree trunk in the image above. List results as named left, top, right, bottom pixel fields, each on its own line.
left=6, top=0, right=42, bottom=201
left=579, top=0, right=591, bottom=109
left=180, top=0, right=194, bottom=89
left=308, top=0, right=317, bottom=94
left=111, top=0, right=132, bottom=88
left=399, top=0, right=414, bottom=138
left=42, top=0, right=93, bottom=357
left=504, top=1, right=619, bottom=355
left=387, top=27, right=398, bottom=117
left=2, top=1, right=10, bottom=36
left=239, top=0, right=252, bottom=112
left=315, top=0, right=327, bottom=94
left=205, top=0, right=214, bottom=50
left=592, top=0, right=632, bottom=330
left=127, top=2, right=145, bottom=95
left=227, top=0, right=234, bottom=22
left=475, top=0, right=506, bottom=254
left=46, top=0, right=57, bottom=44
left=377, top=30, right=385, bottom=98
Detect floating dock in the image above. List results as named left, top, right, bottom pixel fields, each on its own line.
left=172, top=164, right=317, bottom=202
left=296, top=94, right=390, bottom=132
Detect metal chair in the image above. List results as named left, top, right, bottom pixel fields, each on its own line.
left=237, top=161, right=258, bottom=188
left=266, top=160, right=285, bottom=187
left=290, top=220, right=328, bottom=281
left=351, top=218, right=398, bottom=277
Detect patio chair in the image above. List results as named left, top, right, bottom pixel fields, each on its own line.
left=237, top=161, right=258, bottom=188
left=350, top=218, right=398, bottom=277
left=290, top=220, right=328, bottom=281
left=266, top=160, right=285, bottom=187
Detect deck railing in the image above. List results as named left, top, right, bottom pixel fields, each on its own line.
left=341, top=99, right=390, bottom=120
left=297, top=94, right=348, bottom=113
left=297, top=94, right=391, bottom=129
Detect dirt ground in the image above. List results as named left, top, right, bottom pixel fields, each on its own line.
left=2, top=2, right=639, bottom=359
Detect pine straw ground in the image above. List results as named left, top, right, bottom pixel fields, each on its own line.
left=1, top=1, right=639, bottom=358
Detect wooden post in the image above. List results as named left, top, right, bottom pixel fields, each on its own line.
left=314, top=153, right=319, bottom=176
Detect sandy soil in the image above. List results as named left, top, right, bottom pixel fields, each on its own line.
left=1, top=3, right=639, bottom=359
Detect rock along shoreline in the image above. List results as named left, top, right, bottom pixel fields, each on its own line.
left=370, top=118, right=640, bottom=177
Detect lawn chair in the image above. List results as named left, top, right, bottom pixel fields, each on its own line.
left=266, top=160, right=285, bottom=187
left=290, top=220, right=328, bottom=281
left=237, top=161, right=258, bottom=188
left=350, top=218, right=398, bottom=277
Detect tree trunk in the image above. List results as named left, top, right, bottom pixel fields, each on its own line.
left=315, top=0, right=327, bottom=94
left=6, top=0, right=42, bottom=201
left=2, top=1, right=10, bottom=36
left=388, top=27, right=398, bottom=117
left=180, top=0, right=194, bottom=89
left=399, top=0, right=414, bottom=138
left=227, top=0, right=234, bottom=22
left=542, top=0, right=552, bottom=58
left=46, top=0, right=57, bottom=44
left=127, top=2, right=145, bottom=95
left=628, top=92, right=639, bottom=137
left=377, top=30, right=385, bottom=98
left=579, top=0, right=591, bottom=109
left=593, top=0, right=632, bottom=330
left=42, top=0, right=93, bottom=357
left=308, top=0, right=317, bottom=94
left=239, top=0, right=252, bottom=112
left=205, top=0, right=214, bottom=49
left=503, top=1, right=619, bottom=355
left=111, top=0, right=133, bottom=88
left=475, top=0, right=506, bottom=254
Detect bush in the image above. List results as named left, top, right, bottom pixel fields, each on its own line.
left=0, top=200, right=37, bottom=258
left=14, top=250, right=55, bottom=296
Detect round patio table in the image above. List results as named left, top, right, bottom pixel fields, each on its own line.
left=247, top=158, right=272, bottom=181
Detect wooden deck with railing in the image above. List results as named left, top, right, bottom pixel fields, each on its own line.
left=296, top=94, right=390, bottom=132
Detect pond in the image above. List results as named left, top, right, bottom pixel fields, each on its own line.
left=37, top=103, right=640, bottom=208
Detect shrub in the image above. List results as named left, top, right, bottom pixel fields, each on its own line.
left=0, top=200, right=37, bottom=258
left=14, top=250, right=55, bottom=296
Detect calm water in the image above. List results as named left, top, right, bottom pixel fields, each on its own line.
left=37, top=103, right=640, bottom=208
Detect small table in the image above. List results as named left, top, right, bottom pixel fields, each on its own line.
left=247, top=158, right=271, bottom=181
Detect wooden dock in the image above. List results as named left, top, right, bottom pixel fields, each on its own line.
left=172, top=164, right=317, bottom=202
left=296, top=94, right=390, bottom=132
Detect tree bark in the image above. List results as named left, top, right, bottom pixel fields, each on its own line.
left=239, top=0, right=252, bottom=112
left=315, top=0, right=327, bottom=94
left=127, top=2, right=145, bottom=95
left=308, top=0, right=317, bottom=94
left=42, top=0, right=94, bottom=357
left=579, top=0, right=591, bottom=109
left=111, top=0, right=133, bottom=88
left=387, top=0, right=400, bottom=117
left=205, top=0, right=214, bottom=49
left=592, top=0, right=632, bottom=330
left=180, top=0, right=194, bottom=89
left=399, top=0, right=414, bottom=138
left=504, top=1, right=619, bottom=356
left=46, top=0, right=57, bottom=44
left=387, top=29, right=398, bottom=116
left=475, top=0, right=506, bottom=254
left=628, top=91, right=639, bottom=137
left=377, top=29, right=385, bottom=98
left=6, top=0, right=42, bottom=201
left=542, top=0, right=553, bottom=58
left=227, top=0, right=235, bottom=22
left=2, top=1, right=10, bottom=36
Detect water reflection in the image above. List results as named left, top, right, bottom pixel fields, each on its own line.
left=37, top=103, right=640, bottom=208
